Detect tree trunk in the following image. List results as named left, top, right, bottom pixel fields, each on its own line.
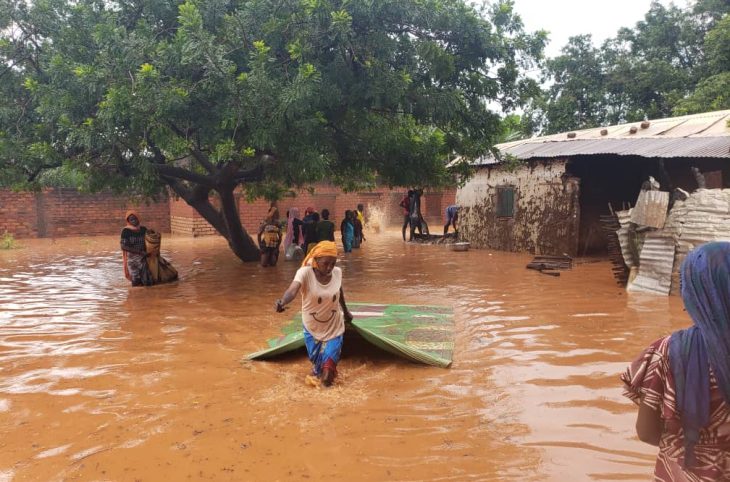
left=163, top=176, right=260, bottom=262
left=218, top=185, right=261, bottom=261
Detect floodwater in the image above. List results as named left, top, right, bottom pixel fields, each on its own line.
left=0, top=230, right=689, bottom=481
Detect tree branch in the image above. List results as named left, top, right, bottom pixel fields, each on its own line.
left=233, top=164, right=265, bottom=182
left=152, top=164, right=216, bottom=187
left=167, top=122, right=217, bottom=174
left=26, top=161, right=63, bottom=182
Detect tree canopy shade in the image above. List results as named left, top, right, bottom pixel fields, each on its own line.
left=0, top=0, right=545, bottom=261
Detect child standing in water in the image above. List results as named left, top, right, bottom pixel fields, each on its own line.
left=274, top=241, right=353, bottom=387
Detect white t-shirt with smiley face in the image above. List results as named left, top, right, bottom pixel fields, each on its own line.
left=293, top=266, right=344, bottom=341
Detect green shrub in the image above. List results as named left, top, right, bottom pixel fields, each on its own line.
left=0, top=231, right=19, bottom=249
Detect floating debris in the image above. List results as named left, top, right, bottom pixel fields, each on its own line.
left=526, top=254, right=573, bottom=276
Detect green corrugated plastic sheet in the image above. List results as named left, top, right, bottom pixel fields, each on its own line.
left=246, top=303, right=454, bottom=368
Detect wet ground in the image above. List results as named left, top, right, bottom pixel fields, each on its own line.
left=0, top=230, right=689, bottom=481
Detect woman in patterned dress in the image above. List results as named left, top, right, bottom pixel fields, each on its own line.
left=622, top=242, right=730, bottom=481
left=120, top=211, right=152, bottom=286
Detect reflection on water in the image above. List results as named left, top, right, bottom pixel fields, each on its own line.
left=0, top=232, right=689, bottom=480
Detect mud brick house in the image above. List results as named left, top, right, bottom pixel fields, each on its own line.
left=456, top=110, right=730, bottom=258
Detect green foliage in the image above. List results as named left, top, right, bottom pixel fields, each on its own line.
left=674, top=72, right=730, bottom=114
left=0, top=231, right=19, bottom=250
left=0, top=0, right=544, bottom=196
left=536, top=0, right=730, bottom=134
left=498, top=114, right=532, bottom=143
left=703, top=15, right=730, bottom=75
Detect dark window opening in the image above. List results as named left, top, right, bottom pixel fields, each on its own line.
left=496, top=186, right=515, bottom=217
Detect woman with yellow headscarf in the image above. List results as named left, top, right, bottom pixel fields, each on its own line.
left=274, top=241, right=354, bottom=387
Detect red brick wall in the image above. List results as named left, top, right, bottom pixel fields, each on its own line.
left=423, top=188, right=457, bottom=225
left=0, top=188, right=170, bottom=238
left=167, top=184, right=448, bottom=237
left=0, top=190, right=38, bottom=238
left=0, top=185, right=454, bottom=239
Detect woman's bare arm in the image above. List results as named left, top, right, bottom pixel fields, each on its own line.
left=275, top=280, right=301, bottom=312
left=339, top=287, right=353, bottom=322
left=635, top=402, right=662, bottom=446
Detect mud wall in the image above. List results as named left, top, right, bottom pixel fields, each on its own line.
left=456, top=161, right=580, bottom=256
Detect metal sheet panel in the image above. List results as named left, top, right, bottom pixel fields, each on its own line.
left=616, top=210, right=637, bottom=268
left=247, top=303, right=455, bottom=368
left=628, top=233, right=676, bottom=296
left=630, top=190, right=669, bottom=228
left=663, top=189, right=730, bottom=253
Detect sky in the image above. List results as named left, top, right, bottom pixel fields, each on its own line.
left=511, top=0, right=685, bottom=58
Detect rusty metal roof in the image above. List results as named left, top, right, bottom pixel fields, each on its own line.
left=467, top=110, right=730, bottom=166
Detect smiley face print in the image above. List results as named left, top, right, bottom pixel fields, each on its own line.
left=310, top=293, right=338, bottom=323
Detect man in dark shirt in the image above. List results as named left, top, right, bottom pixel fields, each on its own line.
left=316, top=209, right=335, bottom=242
left=302, top=211, right=320, bottom=253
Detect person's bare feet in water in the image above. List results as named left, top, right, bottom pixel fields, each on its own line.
left=305, top=374, right=320, bottom=388
left=321, top=368, right=335, bottom=387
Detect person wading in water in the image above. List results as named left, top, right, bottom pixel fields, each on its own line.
left=399, top=190, right=413, bottom=241
left=258, top=207, right=282, bottom=267
left=274, top=241, right=353, bottom=387
left=443, top=204, right=459, bottom=236
left=120, top=211, right=152, bottom=286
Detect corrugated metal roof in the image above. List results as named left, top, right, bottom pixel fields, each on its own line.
left=503, top=137, right=730, bottom=159
left=464, top=110, right=730, bottom=166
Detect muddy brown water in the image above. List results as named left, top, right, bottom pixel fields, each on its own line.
left=0, top=231, right=689, bottom=481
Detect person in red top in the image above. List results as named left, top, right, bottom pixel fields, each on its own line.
left=399, top=190, right=413, bottom=241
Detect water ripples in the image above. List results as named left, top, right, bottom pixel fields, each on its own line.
left=0, top=233, right=689, bottom=480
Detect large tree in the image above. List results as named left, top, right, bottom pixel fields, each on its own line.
left=0, top=0, right=544, bottom=260
left=541, top=35, right=608, bottom=134
left=534, top=0, right=729, bottom=134
left=673, top=14, right=730, bottom=114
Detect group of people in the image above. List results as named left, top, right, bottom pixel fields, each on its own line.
left=272, top=233, right=730, bottom=481
left=257, top=204, right=366, bottom=267
left=267, top=206, right=369, bottom=388
left=399, top=189, right=427, bottom=241
left=123, top=201, right=730, bottom=481
left=399, top=189, right=459, bottom=241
